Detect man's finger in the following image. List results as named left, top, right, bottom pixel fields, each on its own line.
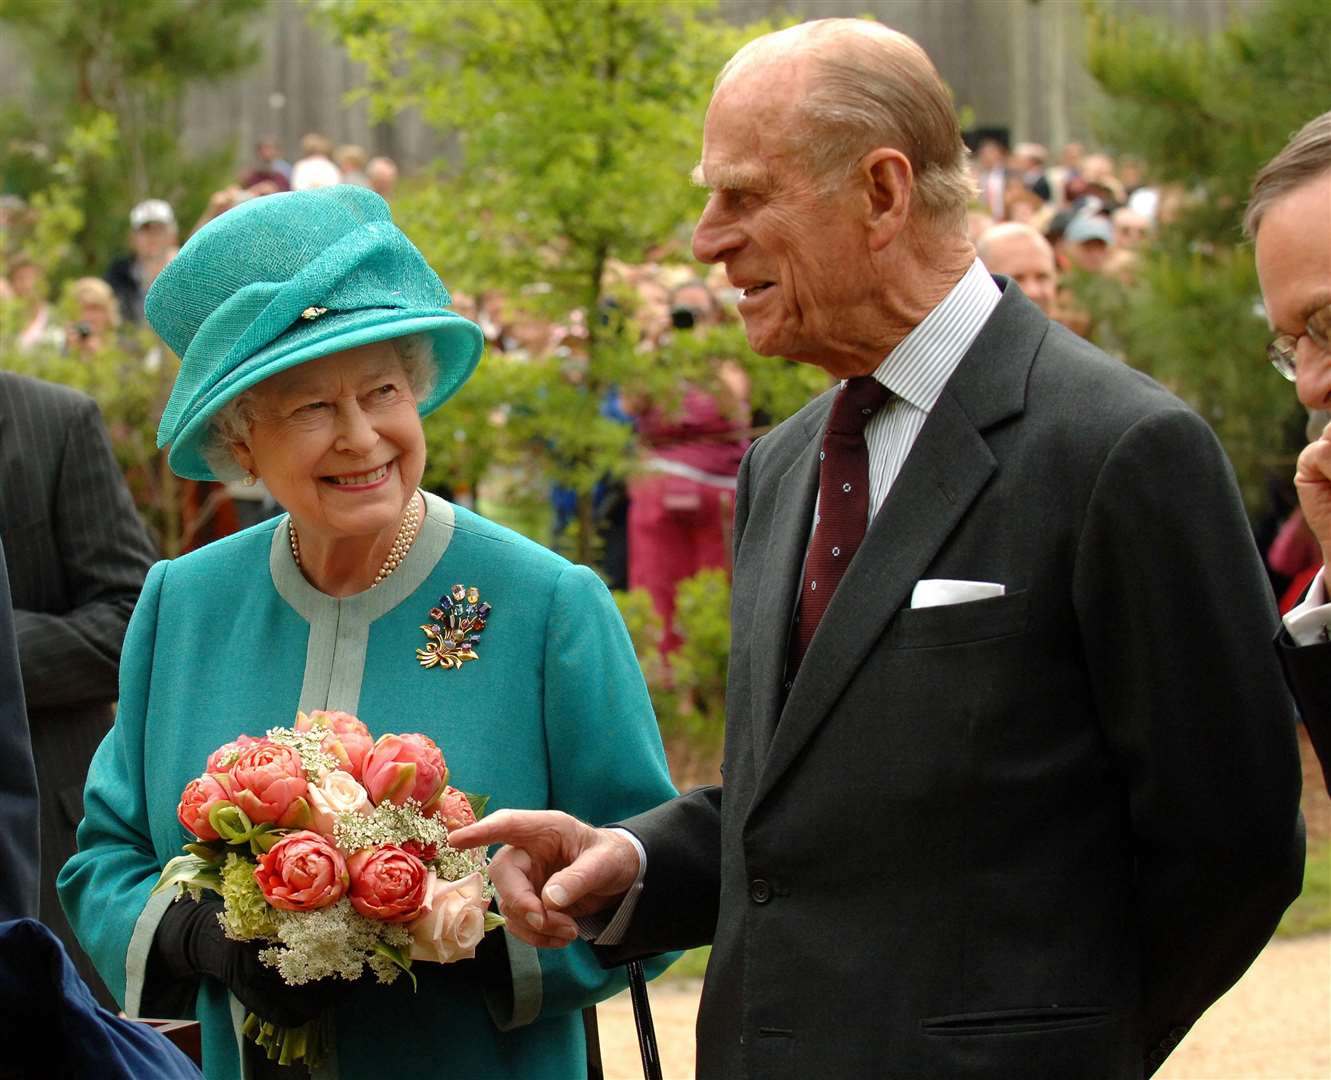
left=448, top=809, right=577, bottom=852
left=1296, top=437, right=1331, bottom=484
left=540, top=835, right=641, bottom=914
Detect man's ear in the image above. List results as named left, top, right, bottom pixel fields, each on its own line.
left=861, top=148, right=913, bottom=252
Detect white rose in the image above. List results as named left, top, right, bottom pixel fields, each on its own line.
left=408, top=871, right=488, bottom=964
left=308, top=769, right=372, bottom=837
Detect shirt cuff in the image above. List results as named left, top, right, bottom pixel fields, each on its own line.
left=575, top=827, right=646, bottom=946
left=1283, top=566, right=1331, bottom=646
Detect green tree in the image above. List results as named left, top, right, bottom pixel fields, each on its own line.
left=0, top=0, right=268, bottom=276
left=1080, top=0, right=1331, bottom=509
left=321, top=0, right=817, bottom=561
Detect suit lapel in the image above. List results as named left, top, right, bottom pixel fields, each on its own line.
left=747, top=402, right=827, bottom=757
left=745, top=281, right=1047, bottom=822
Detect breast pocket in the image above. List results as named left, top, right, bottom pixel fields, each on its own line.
left=888, top=589, right=1029, bottom=650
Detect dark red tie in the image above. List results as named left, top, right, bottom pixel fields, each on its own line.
left=789, top=376, right=891, bottom=671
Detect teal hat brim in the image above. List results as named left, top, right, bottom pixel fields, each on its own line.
left=164, top=307, right=483, bottom=481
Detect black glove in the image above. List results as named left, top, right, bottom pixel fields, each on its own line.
left=152, top=895, right=341, bottom=1027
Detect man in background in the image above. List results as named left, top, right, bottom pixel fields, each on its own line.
left=976, top=222, right=1058, bottom=316
left=367, top=156, right=399, bottom=200
left=1248, top=110, right=1331, bottom=790
left=104, top=199, right=179, bottom=325
left=0, top=371, right=157, bottom=1002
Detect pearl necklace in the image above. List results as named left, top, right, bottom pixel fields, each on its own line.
left=289, top=492, right=422, bottom=589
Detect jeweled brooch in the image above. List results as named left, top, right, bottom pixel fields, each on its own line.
left=417, top=584, right=491, bottom=670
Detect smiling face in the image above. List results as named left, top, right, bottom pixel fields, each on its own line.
left=1255, top=170, right=1331, bottom=408
left=690, top=63, right=875, bottom=370
left=231, top=341, right=426, bottom=544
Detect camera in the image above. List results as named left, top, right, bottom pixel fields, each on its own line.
left=73, top=321, right=93, bottom=339
left=670, top=306, right=700, bottom=331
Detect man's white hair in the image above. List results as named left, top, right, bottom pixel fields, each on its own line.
left=715, top=19, right=976, bottom=228
left=201, top=333, right=437, bottom=481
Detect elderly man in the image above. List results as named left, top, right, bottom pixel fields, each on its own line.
left=976, top=222, right=1057, bottom=316
left=454, top=19, right=1303, bottom=1079
left=1249, top=110, right=1331, bottom=791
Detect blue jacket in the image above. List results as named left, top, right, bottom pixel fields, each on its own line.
left=60, top=495, right=677, bottom=1079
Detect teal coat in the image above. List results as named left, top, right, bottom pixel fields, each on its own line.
left=59, top=494, right=677, bottom=1079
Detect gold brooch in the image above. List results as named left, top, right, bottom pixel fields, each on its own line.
left=300, top=306, right=329, bottom=320
left=417, top=584, right=490, bottom=670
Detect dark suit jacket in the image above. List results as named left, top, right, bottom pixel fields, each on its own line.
left=0, top=547, right=39, bottom=922
left=603, top=282, right=1305, bottom=1079
left=0, top=372, right=156, bottom=1001
left=1276, top=629, right=1331, bottom=791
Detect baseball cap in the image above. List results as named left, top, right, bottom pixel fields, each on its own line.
left=130, top=199, right=177, bottom=231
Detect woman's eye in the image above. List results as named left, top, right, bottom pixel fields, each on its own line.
left=373, top=383, right=399, bottom=399
left=296, top=401, right=328, bottom=415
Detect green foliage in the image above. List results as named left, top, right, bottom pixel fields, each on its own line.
left=1276, top=837, right=1331, bottom=938
left=322, top=0, right=800, bottom=562
left=0, top=0, right=267, bottom=274
left=1080, top=0, right=1331, bottom=508
left=615, top=569, right=730, bottom=786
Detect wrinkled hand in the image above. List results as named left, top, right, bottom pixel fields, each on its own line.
left=1295, top=420, right=1331, bottom=570
left=448, top=810, right=640, bottom=949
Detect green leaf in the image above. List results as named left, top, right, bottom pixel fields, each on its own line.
left=483, top=911, right=507, bottom=933
left=182, top=842, right=225, bottom=864
left=465, top=792, right=491, bottom=821
left=209, top=803, right=254, bottom=845
left=372, top=941, right=417, bottom=992
left=151, top=854, right=223, bottom=897
left=249, top=825, right=283, bottom=855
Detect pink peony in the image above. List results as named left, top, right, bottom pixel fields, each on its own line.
left=177, top=773, right=234, bottom=841
left=296, top=711, right=374, bottom=781
left=254, top=830, right=348, bottom=912
left=346, top=845, right=429, bottom=922
left=206, top=734, right=263, bottom=773
left=408, top=871, right=488, bottom=964
left=361, top=734, right=448, bottom=812
left=229, top=743, right=311, bottom=828
left=434, top=785, right=477, bottom=832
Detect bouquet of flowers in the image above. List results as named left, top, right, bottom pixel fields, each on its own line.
left=153, top=710, right=504, bottom=1066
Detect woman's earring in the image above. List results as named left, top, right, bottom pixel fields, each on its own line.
left=242, top=472, right=257, bottom=487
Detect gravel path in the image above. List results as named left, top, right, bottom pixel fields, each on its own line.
left=597, top=933, right=1331, bottom=1080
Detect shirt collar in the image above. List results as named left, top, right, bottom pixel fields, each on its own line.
left=868, top=259, right=1001, bottom=413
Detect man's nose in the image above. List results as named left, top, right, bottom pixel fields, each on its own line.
left=692, top=196, right=735, bottom=265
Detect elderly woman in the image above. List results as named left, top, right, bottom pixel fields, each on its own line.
left=58, top=187, right=676, bottom=1078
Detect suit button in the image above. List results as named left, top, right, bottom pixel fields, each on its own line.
left=749, top=878, right=772, bottom=904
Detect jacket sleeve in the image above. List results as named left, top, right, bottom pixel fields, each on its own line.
left=12, top=393, right=157, bottom=710
left=0, top=547, right=39, bottom=922
left=56, top=560, right=178, bottom=1014
left=1072, top=408, right=1304, bottom=1068
left=484, top=561, right=680, bottom=1030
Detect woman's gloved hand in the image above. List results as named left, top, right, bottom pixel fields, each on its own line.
left=152, top=895, right=341, bottom=1027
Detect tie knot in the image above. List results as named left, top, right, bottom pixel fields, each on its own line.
left=827, top=376, right=891, bottom=435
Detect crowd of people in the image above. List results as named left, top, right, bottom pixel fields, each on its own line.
left=0, top=16, right=1328, bottom=1075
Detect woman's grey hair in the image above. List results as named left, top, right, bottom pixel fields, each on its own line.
left=1243, top=110, right=1331, bottom=240
left=201, top=333, right=438, bottom=481
left=716, top=20, right=976, bottom=229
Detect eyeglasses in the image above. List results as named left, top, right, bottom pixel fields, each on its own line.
left=1268, top=302, right=1331, bottom=380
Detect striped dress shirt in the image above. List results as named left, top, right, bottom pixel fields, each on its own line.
left=859, top=259, right=1001, bottom=519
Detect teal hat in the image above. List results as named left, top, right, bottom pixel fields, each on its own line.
left=148, top=185, right=483, bottom=481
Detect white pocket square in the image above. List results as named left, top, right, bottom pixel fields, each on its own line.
left=910, top=579, right=1006, bottom=609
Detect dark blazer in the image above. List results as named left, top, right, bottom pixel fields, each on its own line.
left=0, top=547, right=39, bottom=922
left=1276, top=629, right=1331, bottom=791
left=603, top=282, right=1305, bottom=1079
left=0, top=372, right=156, bottom=1001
